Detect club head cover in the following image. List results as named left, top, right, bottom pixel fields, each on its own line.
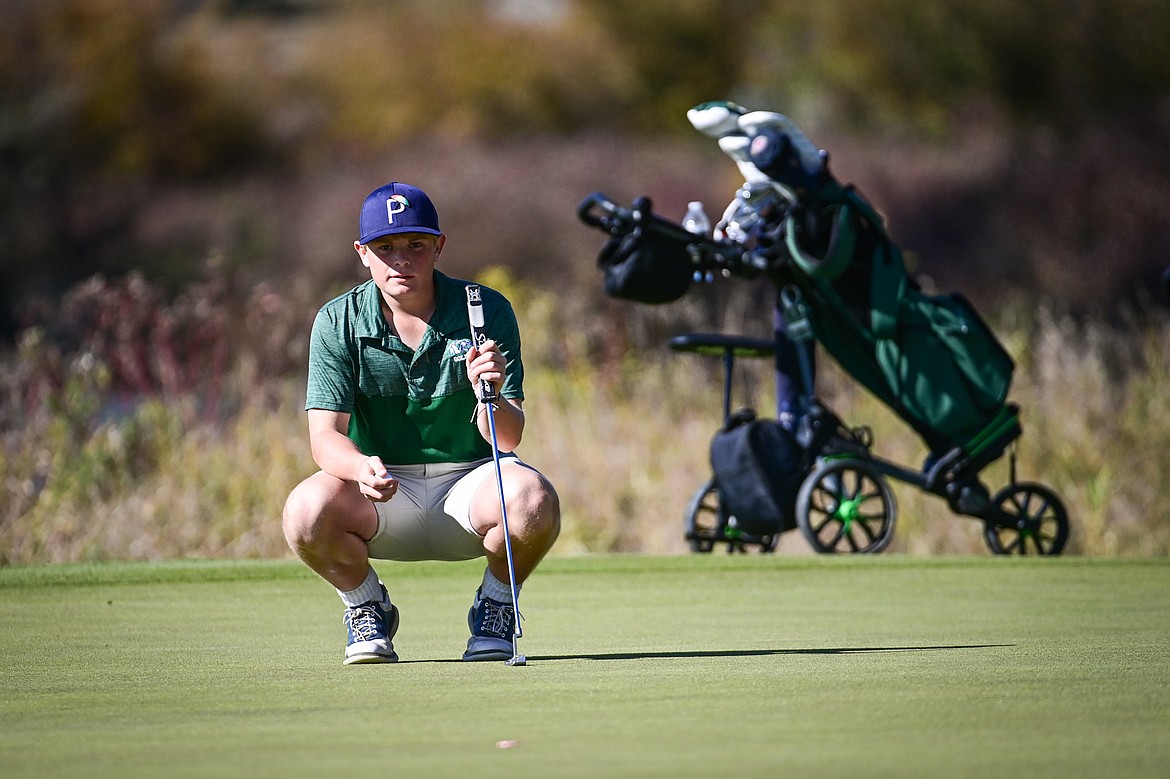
left=717, top=135, right=771, bottom=184
left=739, top=112, right=822, bottom=173
left=687, top=100, right=747, bottom=138
left=739, top=111, right=826, bottom=200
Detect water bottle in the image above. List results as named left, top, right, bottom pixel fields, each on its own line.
left=683, top=202, right=713, bottom=282
left=683, top=201, right=711, bottom=237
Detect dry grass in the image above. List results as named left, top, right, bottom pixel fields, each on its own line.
left=3, top=269, right=1168, bottom=564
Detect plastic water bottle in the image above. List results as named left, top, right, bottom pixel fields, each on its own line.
left=683, top=201, right=711, bottom=237
left=683, top=202, right=713, bottom=282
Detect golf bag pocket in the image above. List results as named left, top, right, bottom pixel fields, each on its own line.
left=710, top=410, right=805, bottom=535
left=597, top=225, right=693, bottom=304
left=875, top=290, right=1015, bottom=445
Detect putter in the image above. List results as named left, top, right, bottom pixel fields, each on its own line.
left=465, top=284, right=526, bottom=667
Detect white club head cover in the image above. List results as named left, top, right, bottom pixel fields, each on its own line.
left=686, top=101, right=747, bottom=138
left=717, top=136, right=770, bottom=184
left=736, top=110, right=792, bottom=135
left=688, top=103, right=811, bottom=193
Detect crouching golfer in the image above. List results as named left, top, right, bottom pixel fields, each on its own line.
left=283, top=182, right=560, bottom=664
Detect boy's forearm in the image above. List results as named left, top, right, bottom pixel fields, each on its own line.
left=310, top=430, right=369, bottom=482
left=478, top=397, right=525, bottom=452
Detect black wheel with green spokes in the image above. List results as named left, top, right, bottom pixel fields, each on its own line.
left=684, top=478, right=779, bottom=554
left=983, top=482, right=1069, bottom=555
left=796, top=458, right=897, bottom=554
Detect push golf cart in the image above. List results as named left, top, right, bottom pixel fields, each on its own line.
left=576, top=102, right=1070, bottom=556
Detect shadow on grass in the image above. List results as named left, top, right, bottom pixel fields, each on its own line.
left=404, top=644, right=1014, bottom=664
left=532, top=644, right=1015, bottom=661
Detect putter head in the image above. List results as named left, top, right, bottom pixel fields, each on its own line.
left=505, top=654, right=527, bottom=667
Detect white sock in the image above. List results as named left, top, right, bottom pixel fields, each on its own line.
left=338, top=566, right=386, bottom=607
left=481, top=567, right=518, bottom=603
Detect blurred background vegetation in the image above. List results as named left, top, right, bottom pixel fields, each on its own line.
left=2, top=0, right=1169, bottom=563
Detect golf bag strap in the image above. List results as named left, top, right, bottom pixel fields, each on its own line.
left=870, top=241, right=906, bottom=340
left=846, top=187, right=886, bottom=232
left=829, top=185, right=905, bottom=339
left=784, top=185, right=889, bottom=280
left=831, top=186, right=905, bottom=341
left=784, top=203, right=856, bottom=279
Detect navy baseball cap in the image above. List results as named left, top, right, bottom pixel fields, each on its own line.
left=359, top=182, right=441, bottom=244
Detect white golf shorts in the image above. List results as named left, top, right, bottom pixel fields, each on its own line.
left=366, top=456, right=528, bottom=562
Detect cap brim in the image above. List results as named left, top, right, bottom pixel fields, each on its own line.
left=361, top=225, right=443, bottom=244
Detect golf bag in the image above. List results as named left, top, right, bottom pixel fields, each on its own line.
left=771, top=181, right=1015, bottom=454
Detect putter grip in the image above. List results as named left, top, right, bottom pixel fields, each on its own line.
left=464, top=285, right=498, bottom=403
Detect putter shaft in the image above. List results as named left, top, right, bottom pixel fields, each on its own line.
left=466, top=284, right=525, bottom=665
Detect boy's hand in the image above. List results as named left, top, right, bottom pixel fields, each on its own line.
left=358, top=456, right=398, bottom=502
left=466, top=338, right=505, bottom=399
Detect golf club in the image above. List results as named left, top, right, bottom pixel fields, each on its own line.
left=465, top=284, right=526, bottom=666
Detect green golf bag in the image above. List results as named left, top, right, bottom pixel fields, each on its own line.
left=773, top=181, right=1015, bottom=455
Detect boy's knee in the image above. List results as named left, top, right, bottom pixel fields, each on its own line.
left=281, top=488, right=316, bottom=543
left=282, top=478, right=335, bottom=546
left=510, top=472, right=560, bottom=537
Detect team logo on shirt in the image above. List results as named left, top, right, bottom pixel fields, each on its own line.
left=447, top=338, right=473, bottom=360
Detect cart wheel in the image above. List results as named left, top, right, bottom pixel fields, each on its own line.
left=684, top=479, right=719, bottom=553
left=796, top=458, right=896, bottom=553
left=684, top=479, right=778, bottom=554
left=983, top=482, right=1069, bottom=555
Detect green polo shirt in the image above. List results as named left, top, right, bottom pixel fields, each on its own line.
left=305, top=271, right=524, bottom=465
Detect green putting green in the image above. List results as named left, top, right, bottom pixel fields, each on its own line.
left=2, top=555, right=1168, bottom=778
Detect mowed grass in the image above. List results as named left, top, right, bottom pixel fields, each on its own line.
left=1, top=555, right=1168, bottom=778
